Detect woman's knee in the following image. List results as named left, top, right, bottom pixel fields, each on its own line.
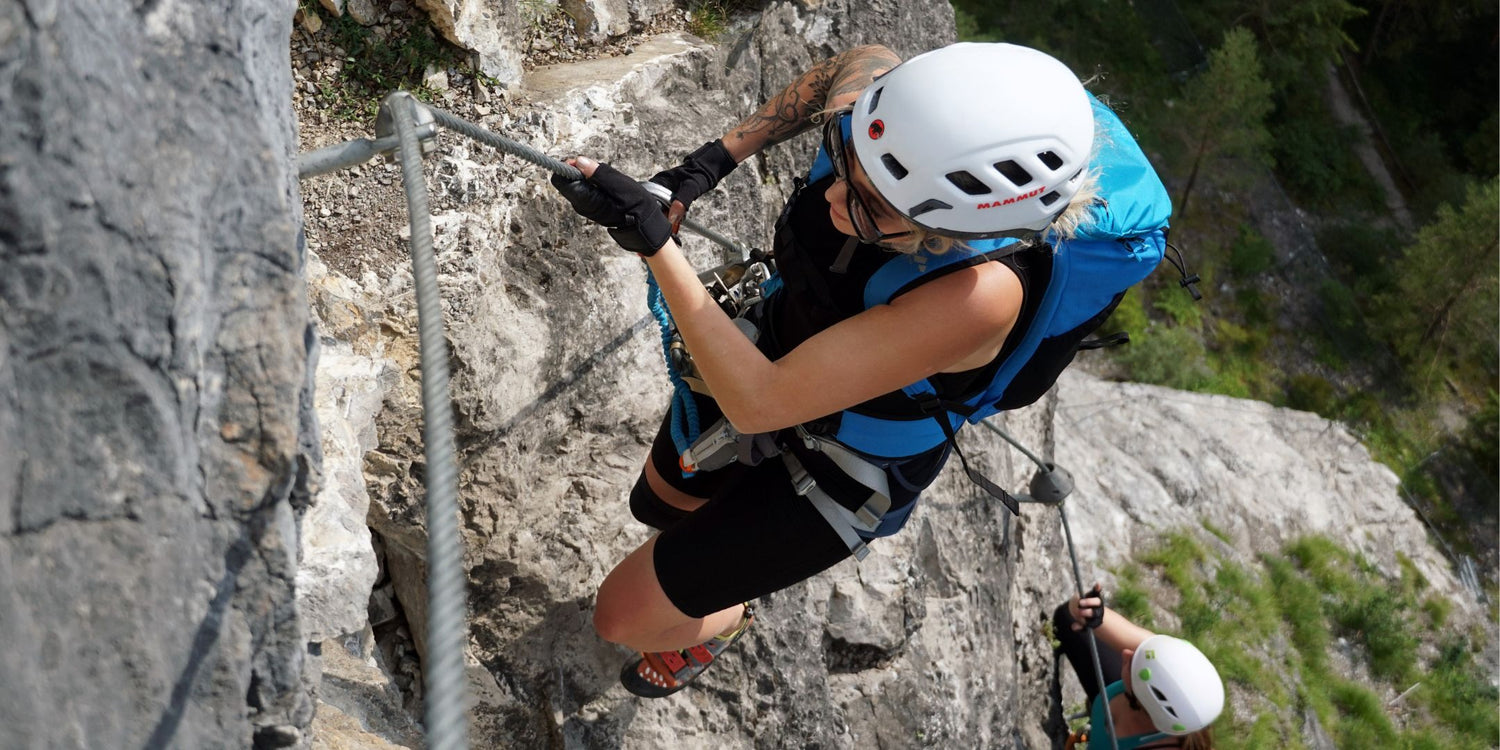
left=591, top=592, right=638, bottom=645
left=593, top=539, right=682, bottom=645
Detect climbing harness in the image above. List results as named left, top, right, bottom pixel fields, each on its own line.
left=655, top=254, right=778, bottom=466
left=296, top=88, right=1160, bottom=749
left=296, top=91, right=758, bottom=750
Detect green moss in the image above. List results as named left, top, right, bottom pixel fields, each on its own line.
left=1419, top=596, right=1451, bottom=629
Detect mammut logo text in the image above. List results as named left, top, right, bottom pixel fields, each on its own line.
left=978, top=186, right=1046, bottom=209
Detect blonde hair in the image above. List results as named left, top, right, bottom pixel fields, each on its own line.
left=1180, top=726, right=1216, bottom=750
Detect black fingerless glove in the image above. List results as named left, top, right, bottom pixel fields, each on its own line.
left=649, top=140, right=738, bottom=218
left=550, top=162, right=676, bottom=256
left=1083, top=584, right=1105, bottom=630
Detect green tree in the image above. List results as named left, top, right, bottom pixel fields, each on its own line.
left=1374, top=179, right=1500, bottom=397
left=1217, top=0, right=1365, bottom=88
left=1173, top=28, right=1274, bottom=219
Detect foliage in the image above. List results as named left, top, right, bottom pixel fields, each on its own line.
left=1459, top=390, right=1498, bottom=483
left=1171, top=27, right=1274, bottom=218
left=1283, top=373, right=1336, bottom=415
left=1345, top=0, right=1499, bottom=209
left=1332, top=587, right=1418, bottom=680
left=1267, top=83, right=1386, bottom=212
left=1115, top=324, right=1213, bottom=390
left=1313, top=220, right=1400, bottom=299
left=305, top=2, right=470, bottom=120
left=1154, top=282, right=1205, bottom=329
left=1119, top=532, right=1495, bottom=747
left=1228, top=224, right=1276, bottom=277
left=682, top=0, right=763, bottom=39
left=518, top=0, right=557, bottom=29
left=1175, top=0, right=1364, bottom=92
left=1111, top=564, right=1157, bottom=627
left=1373, top=179, right=1500, bottom=401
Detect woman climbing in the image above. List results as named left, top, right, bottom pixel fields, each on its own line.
left=1054, top=587, right=1224, bottom=748
left=550, top=41, right=1163, bottom=697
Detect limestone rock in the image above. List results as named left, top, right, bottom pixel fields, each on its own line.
left=1052, top=369, right=1474, bottom=604
left=297, top=338, right=394, bottom=643
left=413, top=0, right=528, bottom=86
left=311, top=628, right=423, bottom=748
left=0, top=0, right=318, bottom=746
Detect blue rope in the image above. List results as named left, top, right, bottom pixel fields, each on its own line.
left=646, top=270, right=700, bottom=476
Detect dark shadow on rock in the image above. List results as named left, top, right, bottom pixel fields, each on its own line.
left=1046, top=648, right=1070, bottom=750
left=472, top=594, right=637, bottom=749
left=455, top=313, right=654, bottom=457
left=143, top=532, right=258, bottom=749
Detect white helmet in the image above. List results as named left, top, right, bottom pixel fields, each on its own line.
left=850, top=42, right=1095, bottom=237
left=1130, top=635, right=1225, bottom=735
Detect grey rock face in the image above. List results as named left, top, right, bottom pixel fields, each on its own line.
left=1051, top=369, right=1474, bottom=602
left=0, top=1, right=316, bottom=747
left=414, top=0, right=531, bottom=85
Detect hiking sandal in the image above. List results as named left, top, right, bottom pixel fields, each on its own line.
left=619, top=604, right=754, bottom=698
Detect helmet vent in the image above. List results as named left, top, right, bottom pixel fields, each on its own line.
left=866, top=87, right=884, bottom=114
left=945, top=170, right=992, bottom=195
left=907, top=198, right=952, bottom=218
left=1037, top=151, right=1064, bottom=170
left=1039, top=191, right=1062, bottom=207
left=881, top=154, right=909, bottom=180
left=992, top=160, right=1033, bottom=187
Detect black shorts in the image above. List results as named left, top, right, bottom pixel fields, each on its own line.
left=642, top=396, right=944, bottom=617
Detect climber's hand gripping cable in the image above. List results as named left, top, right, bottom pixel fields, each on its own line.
left=550, top=157, right=678, bottom=256
left=1068, top=583, right=1107, bottom=631
left=648, top=140, right=739, bottom=234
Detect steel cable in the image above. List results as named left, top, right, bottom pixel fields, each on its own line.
left=392, top=93, right=470, bottom=750
left=978, top=418, right=1119, bottom=750
left=425, top=106, right=751, bottom=257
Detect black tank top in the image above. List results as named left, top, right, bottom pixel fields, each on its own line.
left=750, top=175, right=1051, bottom=510
left=759, top=175, right=1052, bottom=426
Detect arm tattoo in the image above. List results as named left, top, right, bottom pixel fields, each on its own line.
left=726, top=45, right=901, bottom=154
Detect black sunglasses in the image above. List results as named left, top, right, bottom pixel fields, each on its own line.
left=822, top=113, right=912, bottom=245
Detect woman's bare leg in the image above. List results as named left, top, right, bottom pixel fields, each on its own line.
left=594, top=535, right=746, bottom=652
left=644, top=458, right=709, bottom=514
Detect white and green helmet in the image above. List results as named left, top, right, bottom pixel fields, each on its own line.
left=849, top=42, right=1095, bottom=237
left=1130, top=635, right=1225, bottom=735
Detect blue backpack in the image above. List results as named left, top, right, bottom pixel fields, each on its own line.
left=806, top=96, right=1184, bottom=504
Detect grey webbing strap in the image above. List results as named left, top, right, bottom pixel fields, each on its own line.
left=783, top=452, right=870, bottom=561
left=795, top=427, right=892, bottom=527
left=829, top=237, right=859, bottom=274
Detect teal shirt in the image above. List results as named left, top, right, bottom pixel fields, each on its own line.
left=1088, top=681, right=1171, bottom=750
